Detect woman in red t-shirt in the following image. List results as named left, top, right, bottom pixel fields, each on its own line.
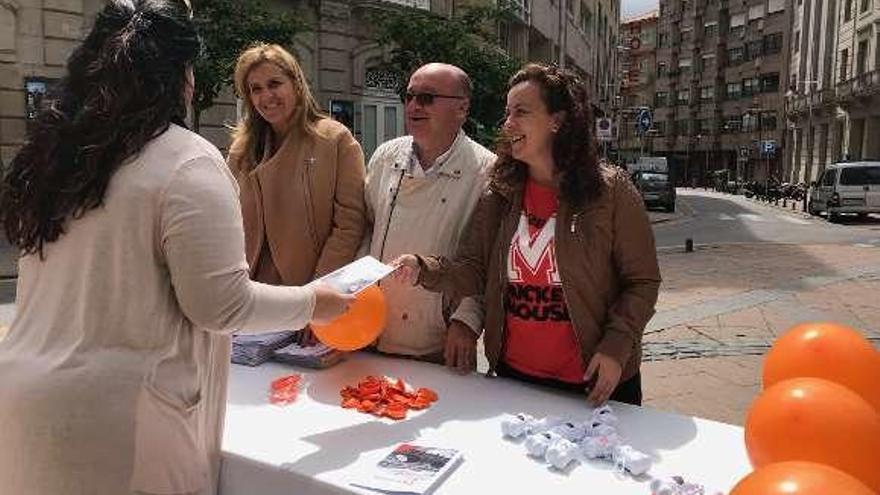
left=394, top=64, right=661, bottom=406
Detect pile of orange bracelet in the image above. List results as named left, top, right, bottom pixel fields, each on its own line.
left=340, top=375, right=438, bottom=420
left=269, top=374, right=302, bottom=405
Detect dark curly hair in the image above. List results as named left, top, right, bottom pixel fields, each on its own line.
left=0, top=0, right=200, bottom=257
left=491, top=63, right=601, bottom=206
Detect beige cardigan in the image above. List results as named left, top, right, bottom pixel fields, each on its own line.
left=0, top=125, right=315, bottom=495
left=228, top=118, right=366, bottom=286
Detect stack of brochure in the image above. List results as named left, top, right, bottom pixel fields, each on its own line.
left=231, top=330, right=298, bottom=366
left=272, top=341, right=344, bottom=369
left=351, top=444, right=463, bottom=494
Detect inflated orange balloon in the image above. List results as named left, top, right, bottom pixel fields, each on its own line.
left=745, top=377, right=880, bottom=492
left=730, top=461, right=875, bottom=495
left=763, top=321, right=880, bottom=412
left=312, top=285, right=386, bottom=351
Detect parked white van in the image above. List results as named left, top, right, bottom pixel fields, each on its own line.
left=808, top=162, right=880, bottom=221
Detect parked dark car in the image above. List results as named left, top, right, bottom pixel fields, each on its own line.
left=633, top=171, right=676, bottom=212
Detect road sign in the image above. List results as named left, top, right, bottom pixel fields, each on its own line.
left=760, top=140, right=777, bottom=154
left=636, top=109, right=652, bottom=134
left=596, top=117, right=613, bottom=142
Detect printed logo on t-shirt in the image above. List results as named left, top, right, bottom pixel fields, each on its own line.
left=505, top=214, right=569, bottom=322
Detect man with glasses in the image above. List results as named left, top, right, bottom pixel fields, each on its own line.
left=362, top=63, right=495, bottom=373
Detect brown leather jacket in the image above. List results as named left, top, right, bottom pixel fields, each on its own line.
left=418, top=164, right=661, bottom=382
left=228, top=118, right=366, bottom=285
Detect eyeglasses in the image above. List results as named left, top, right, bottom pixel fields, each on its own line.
left=401, top=91, right=467, bottom=106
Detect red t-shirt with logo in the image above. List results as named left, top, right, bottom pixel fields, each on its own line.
left=502, top=179, right=585, bottom=384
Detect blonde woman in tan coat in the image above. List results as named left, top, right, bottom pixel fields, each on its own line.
left=228, top=45, right=366, bottom=346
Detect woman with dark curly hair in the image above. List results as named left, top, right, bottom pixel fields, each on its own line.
left=394, top=63, right=661, bottom=406
left=0, top=1, right=351, bottom=494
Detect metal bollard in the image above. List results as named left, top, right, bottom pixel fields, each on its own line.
left=685, top=238, right=694, bottom=253
left=783, top=198, right=787, bottom=207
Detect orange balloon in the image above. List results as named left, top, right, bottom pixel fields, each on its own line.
left=731, top=461, right=876, bottom=495
left=763, top=321, right=880, bottom=412
left=745, top=377, right=880, bottom=492
left=312, top=285, right=386, bottom=351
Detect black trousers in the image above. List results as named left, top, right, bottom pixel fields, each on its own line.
left=495, top=360, right=643, bottom=406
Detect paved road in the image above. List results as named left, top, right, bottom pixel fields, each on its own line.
left=652, top=189, right=880, bottom=249
left=0, top=237, right=15, bottom=279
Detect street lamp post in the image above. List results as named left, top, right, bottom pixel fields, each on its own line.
left=705, top=136, right=710, bottom=190
left=696, top=134, right=703, bottom=187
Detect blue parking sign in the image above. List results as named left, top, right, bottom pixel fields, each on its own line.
left=637, top=109, right=652, bottom=134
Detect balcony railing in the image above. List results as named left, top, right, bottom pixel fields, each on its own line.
left=379, top=0, right=430, bottom=9
left=835, top=69, right=880, bottom=102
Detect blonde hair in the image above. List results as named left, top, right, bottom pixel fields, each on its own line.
left=230, top=43, right=326, bottom=167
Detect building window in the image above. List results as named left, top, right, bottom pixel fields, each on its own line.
left=746, top=40, right=763, bottom=60
left=845, top=0, right=853, bottom=21
left=857, top=40, right=868, bottom=75
left=658, top=32, right=669, bottom=48
left=677, top=89, right=690, bottom=104
left=793, top=31, right=800, bottom=53
left=655, top=121, right=666, bottom=135
left=698, top=118, right=714, bottom=133
left=679, top=57, right=693, bottom=71
left=748, top=4, right=766, bottom=20
left=761, top=73, right=780, bottom=92
left=729, top=13, right=746, bottom=34
left=730, top=25, right=745, bottom=38
left=681, top=27, right=693, bottom=43
left=742, top=112, right=759, bottom=132
left=727, top=46, right=744, bottom=65
left=726, top=81, right=742, bottom=99
left=763, top=33, right=783, bottom=55
left=655, top=90, right=669, bottom=107
left=700, top=86, right=715, bottom=100
left=723, top=118, right=741, bottom=132
left=674, top=120, right=691, bottom=134
left=761, top=112, right=778, bottom=131
left=658, top=62, right=669, bottom=77
left=840, top=48, right=849, bottom=81
left=704, top=22, right=718, bottom=38
left=860, top=0, right=870, bottom=12
left=700, top=53, right=716, bottom=72
left=743, top=77, right=760, bottom=96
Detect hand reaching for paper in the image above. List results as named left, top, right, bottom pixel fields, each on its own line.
left=310, top=284, right=355, bottom=325
left=390, top=254, right=420, bottom=286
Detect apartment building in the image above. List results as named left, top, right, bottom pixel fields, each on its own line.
left=0, top=0, right=619, bottom=163
left=618, top=10, right=658, bottom=162
left=652, top=0, right=790, bottom=186
left=785, top=0, right=880, bottom=184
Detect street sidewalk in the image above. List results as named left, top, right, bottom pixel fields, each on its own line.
left=642, top=242, right=880, bottom=425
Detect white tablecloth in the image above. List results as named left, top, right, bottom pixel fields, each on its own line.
left=220, top=353, right=750, bottom=495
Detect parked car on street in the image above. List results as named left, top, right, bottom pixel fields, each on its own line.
left=633, top=170, right=676, bottom=212
left=808, top=161, right=880, bottom=221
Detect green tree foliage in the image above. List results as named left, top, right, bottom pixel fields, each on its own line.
left=190, top=0, right=308, bottom=130
left=370, top=4, right=520, bottom=145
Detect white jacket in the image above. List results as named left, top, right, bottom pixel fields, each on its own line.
left=364, top=131, right=496, bottom=356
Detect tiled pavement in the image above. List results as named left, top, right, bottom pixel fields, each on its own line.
left=642, top=243, right=880, bottom=425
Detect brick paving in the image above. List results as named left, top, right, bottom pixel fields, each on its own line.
left=643, top=242, right=880, bottom=426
